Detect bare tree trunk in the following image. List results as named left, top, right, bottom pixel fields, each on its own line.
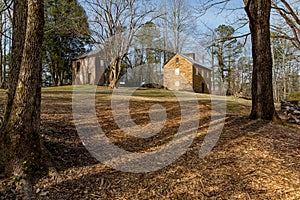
left=0, top=0, right=45, bottom=197
left=245, top=0, right=280, bottom=121
left=227, top=48, right=232, bottom=95
left=282, top=54, right=287, bottom=100
left=109, top=63, right=117, bottom=88
left=0, top=12, right=3, bottom=87
left=271, top=41, right=277, bottom=102
left=1, top=0, right=28, bottom=127
left=3, top=12, right=10, bottom=85
left=211, top=32, right=216, bottom=92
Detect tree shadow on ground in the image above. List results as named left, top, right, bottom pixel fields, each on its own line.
left=33, top=112, right=300, bottom=199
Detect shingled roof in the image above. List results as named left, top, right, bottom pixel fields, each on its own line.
left=74, top=47, right=103, bottom=60
left=179, top=53, right=212, bottom=71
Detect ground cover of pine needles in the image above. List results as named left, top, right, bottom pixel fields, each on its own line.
left=0, top=86, right=299, bottom=199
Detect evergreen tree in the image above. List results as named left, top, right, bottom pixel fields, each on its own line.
left=44, top=0, right=91, bottom=86
left=211, top=24, right=243, bottom=95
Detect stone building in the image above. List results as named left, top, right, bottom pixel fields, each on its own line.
left=72, top=50, right=211, bottom=93
left=163, top=53, right=211, bottom=93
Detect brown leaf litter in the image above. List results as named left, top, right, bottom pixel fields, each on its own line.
left=0, top=87, right=299, bottom=200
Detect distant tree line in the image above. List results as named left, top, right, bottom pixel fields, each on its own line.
left=199, top=0, right=299, bottom=103
left=209, top=23, right=299, bottom=102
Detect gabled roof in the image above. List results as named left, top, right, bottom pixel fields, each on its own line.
left=74, top=47, right=103, bottom=60
left=165, top=53, right=212, bottom=71
left=180, top=54, right=211, bottom=71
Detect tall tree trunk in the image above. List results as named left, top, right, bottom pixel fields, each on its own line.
left=0, top=12, right=3, bottom=87
left=227, top=48, right=232, bottom=95
left=109, top=58, right=122, bottom=88
left=245, top=0, right=280, bottom=121
left=271, top=41, right=278, bottom=102
left=211, top=33, right=216, bottom=92
left=282, top=60, right=287, bottom=100
left=1, top=0, right=28, bottom=128
left=109, top=67, right=117, bottom=88
left=3, top=12, right=10, bottom=84
left=0, top=0, right=45, bottom=197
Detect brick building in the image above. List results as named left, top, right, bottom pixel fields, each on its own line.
left=163, top=53, right=211, bottom=93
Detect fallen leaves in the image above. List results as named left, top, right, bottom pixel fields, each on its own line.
left=0, top=87, right=300, bottom=199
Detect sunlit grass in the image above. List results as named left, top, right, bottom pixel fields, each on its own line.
left=226, top=97, right=251, bottom=115
left=1, top=85, right=253, bottom=115
left=289, top=91, right=300, bottom=101
left=132, top=88, right=175, bottom=98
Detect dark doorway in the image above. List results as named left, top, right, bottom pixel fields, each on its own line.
left=202, top=82, right=205, bottom=93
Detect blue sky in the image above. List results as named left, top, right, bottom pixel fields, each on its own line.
left=193, top=0, right=248, bottom=33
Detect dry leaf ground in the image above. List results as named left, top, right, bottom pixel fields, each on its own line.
left=0, top=86, right=299, bottom=200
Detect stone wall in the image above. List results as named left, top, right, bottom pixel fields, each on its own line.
left=192, top=67, right=210, bottom=93
left=164, top=54, right=211, bottom=93
left=164, top=54, right=194, bottom=91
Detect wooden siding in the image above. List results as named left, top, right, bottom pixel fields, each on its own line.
left=72, top=56, right=107, bottom=85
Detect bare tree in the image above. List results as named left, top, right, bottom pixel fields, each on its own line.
left=165, top=0, right=196, bottom=53
left=85, top=0, right=158, bottom=88
left=271, top=0, right=300, bottom=50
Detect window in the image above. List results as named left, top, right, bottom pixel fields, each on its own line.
left=176, top=57, right=179, bottom=64
left=87, top=73, right=92, bottom=84
left=202, top=69, right=204, bottom=77
left=76, top=62, right=81, bottom=72
left=175, top=81, right=180, bottom=87
left=196, top=68, right=199, bottom=75
left=175, top=68, right=180, bottom=76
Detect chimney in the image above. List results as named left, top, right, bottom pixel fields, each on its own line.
left=185, top=53, right=195, bottom=60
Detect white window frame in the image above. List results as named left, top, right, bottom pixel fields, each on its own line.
left=175, top=68, right=180, bottom=76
